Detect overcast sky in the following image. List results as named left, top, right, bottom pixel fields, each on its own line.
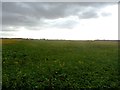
left=1, top=2, right=118, bottom=40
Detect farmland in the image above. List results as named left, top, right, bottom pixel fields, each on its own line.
left=2, top=39, right=120, bottom=89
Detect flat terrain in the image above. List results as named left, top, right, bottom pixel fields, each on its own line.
left=2, top=39, right=120, bottom=89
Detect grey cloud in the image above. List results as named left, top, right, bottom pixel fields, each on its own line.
left=51, top=20, right=79, bottom=29
left=2, top=0, right=120, bottom=2
left=2, top=2, right=114, bottom=31
left=2, top=25, right=18, bottom=32
left=19, top=2, right=113, bottom=19
left=1, top=31, right=14, bottom=37
left=55, top=22, right=78, bottom=29
left=101, top=12, right=112, bottom=17
left=2, top=12, right=39, bottom=26
left=0, top=2, right=2, bottom=28
left=79, top=11, right=99, bottom=19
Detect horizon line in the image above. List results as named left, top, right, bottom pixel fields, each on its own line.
left=0, top=37, right=119, bottom=41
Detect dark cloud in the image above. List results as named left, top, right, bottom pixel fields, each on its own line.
left=2, top=2, right=114, bottom=31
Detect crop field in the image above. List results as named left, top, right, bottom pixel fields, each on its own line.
left=2, top=39, right=120, bottom=89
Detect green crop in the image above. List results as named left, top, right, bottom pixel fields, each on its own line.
left=2, top=39, right=120, bottom=89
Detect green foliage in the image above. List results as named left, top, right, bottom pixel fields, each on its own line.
left=2, top=40, right=120, bottom=89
